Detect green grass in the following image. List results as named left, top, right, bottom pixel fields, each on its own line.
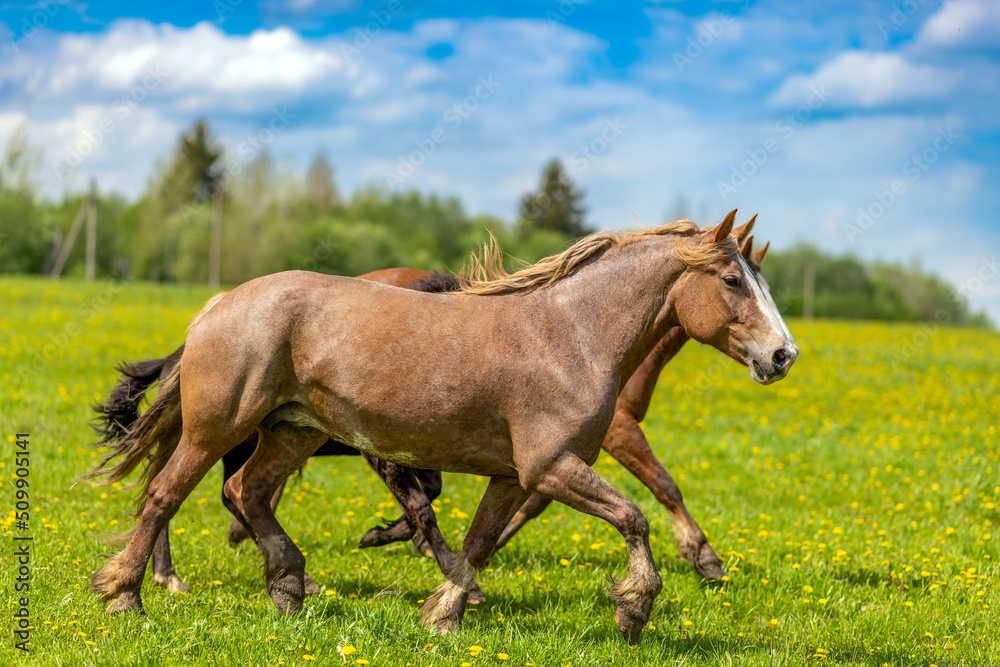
left=2, top=275, right=999, bottom=666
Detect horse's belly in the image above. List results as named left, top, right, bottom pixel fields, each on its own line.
left=342, top=421, right=516, bottom=477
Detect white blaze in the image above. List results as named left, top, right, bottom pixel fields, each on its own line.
left=755, top=273, right=794, bottom=342
left=737, top=254, right=788, bottom=345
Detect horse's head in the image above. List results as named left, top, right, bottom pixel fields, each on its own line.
left=741, top=233, right=798, bottom=367
left=671, top=210, right=797, bottom=384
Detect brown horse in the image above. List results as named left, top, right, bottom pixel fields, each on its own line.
left=493, top=235, right=788, bottom=578
left=99, top=236, right=780, bottom=593
left=88, top=211, right=795, bottom=643
left=91, top=268, right=475, bottom=598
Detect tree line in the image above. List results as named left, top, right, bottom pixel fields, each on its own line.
left=0, top=119, right=990, bottom=327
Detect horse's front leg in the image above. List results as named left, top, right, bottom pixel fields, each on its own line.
left=526, top=451, right=663, bottom=644
left=602, top=410, right=725, bottom=580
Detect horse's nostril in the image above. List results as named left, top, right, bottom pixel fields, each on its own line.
left=772, top=349, right=788, bottom=367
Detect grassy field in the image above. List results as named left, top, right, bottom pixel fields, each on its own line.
left=2, top=275, right=999, bottom=666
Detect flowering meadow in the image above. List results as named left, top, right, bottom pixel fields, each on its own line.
left=2, top=276, right=998, bottom=666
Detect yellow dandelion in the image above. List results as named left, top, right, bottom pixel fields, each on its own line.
left=341, top=645, right=357, bottom=656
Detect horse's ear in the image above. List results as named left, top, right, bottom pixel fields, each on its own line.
left=734, top=213, right=757, bottom=244
left=753, top=240, right=770, bottom=266
left=713, top=209, right=737, bottom=243
left=741, top=235, right=754, bottom=261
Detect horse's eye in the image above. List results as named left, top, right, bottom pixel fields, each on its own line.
left=723, top=276, right=740, bottom=288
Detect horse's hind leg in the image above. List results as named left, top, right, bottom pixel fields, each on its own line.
left=151, top=524, right=191, bottom=593
left=526, top=452, right=663, bottom=645
left=603, top=414, right=724, bottom=580
left=220, top=437, right=319, bottom=595
left=421, top=476, right=529, bottom=633
left=224, top=435, right=257, bottom=546
left=410, top=469, right=442, bottom=558
left=223, top=424, right=326, bottom=614
left=492, top=492, right=553, bottom=552
left=358, top=467, right=444, bottom=557
left=93, top=434, right=229, bottom=614
left=360, top=456, right=485, bottom=603
left=357, top=466, right=440, bottom=550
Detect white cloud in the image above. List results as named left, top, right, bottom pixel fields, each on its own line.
left=917, top=0, right=1000, bottom=50
left=770, top=51, right=961, bottom=109
left=3, top=20, right=351, bottom=107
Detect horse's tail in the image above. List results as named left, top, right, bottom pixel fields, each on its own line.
left=81, top=359, right=185, bottom=517
left=90, top=345, right=184, bottom=446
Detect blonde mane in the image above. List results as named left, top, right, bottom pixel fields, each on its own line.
left=457, top=220, right=737, bottom=296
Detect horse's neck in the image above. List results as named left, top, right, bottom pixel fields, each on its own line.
left=538, top=237, right=687, bottom=385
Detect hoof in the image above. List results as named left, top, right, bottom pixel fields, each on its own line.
left=227, top=519, right=250, bottom=546
left=106, top=591, right=144, bottom=615
left=614, top=603, right=649, bottom=645
left=433, top=614, right=459, bottom=635
left=153, top=571, right=192, bottom=594
left=359, top=520, right=415, bottom=550
left=694, top=545, right=726, bottom=581
left=267, top=574, right=305, bottom=614
left=468, top=583, right=486, bottom=605
left=607, top=576, right=656, bottom=646
left=358, top=527, right=388, bottom=550
left=304, top=573, right=320, bottom=596
left=420, top=581, right=468, bottom=635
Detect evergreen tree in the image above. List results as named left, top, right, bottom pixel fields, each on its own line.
left=135, top=119, right=223, bottom=281
left=305, top=151, right=340, bottom=208
left=518, top=158, right=587, bottom=237
left=160, top=118, right=223, bottom=209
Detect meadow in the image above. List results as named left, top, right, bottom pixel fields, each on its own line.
left=1, top=275, right=998, bottom=666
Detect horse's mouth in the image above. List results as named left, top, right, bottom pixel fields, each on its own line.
left=750, top=359, right=770, bottom=385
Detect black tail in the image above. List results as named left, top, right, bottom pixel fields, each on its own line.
left=82, top=360, right=185, bottom=518
left=91, top=345, right=184, bottom=446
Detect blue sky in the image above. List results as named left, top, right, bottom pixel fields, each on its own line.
left=2, top=1, right=999, bottom=320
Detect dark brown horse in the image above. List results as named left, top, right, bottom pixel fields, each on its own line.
left=91, top=267, right=477, bottom=598
left=88, top=211, right=795, bottom=643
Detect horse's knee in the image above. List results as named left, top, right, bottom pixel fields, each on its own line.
left=622, top=505, right=650, bottom=540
